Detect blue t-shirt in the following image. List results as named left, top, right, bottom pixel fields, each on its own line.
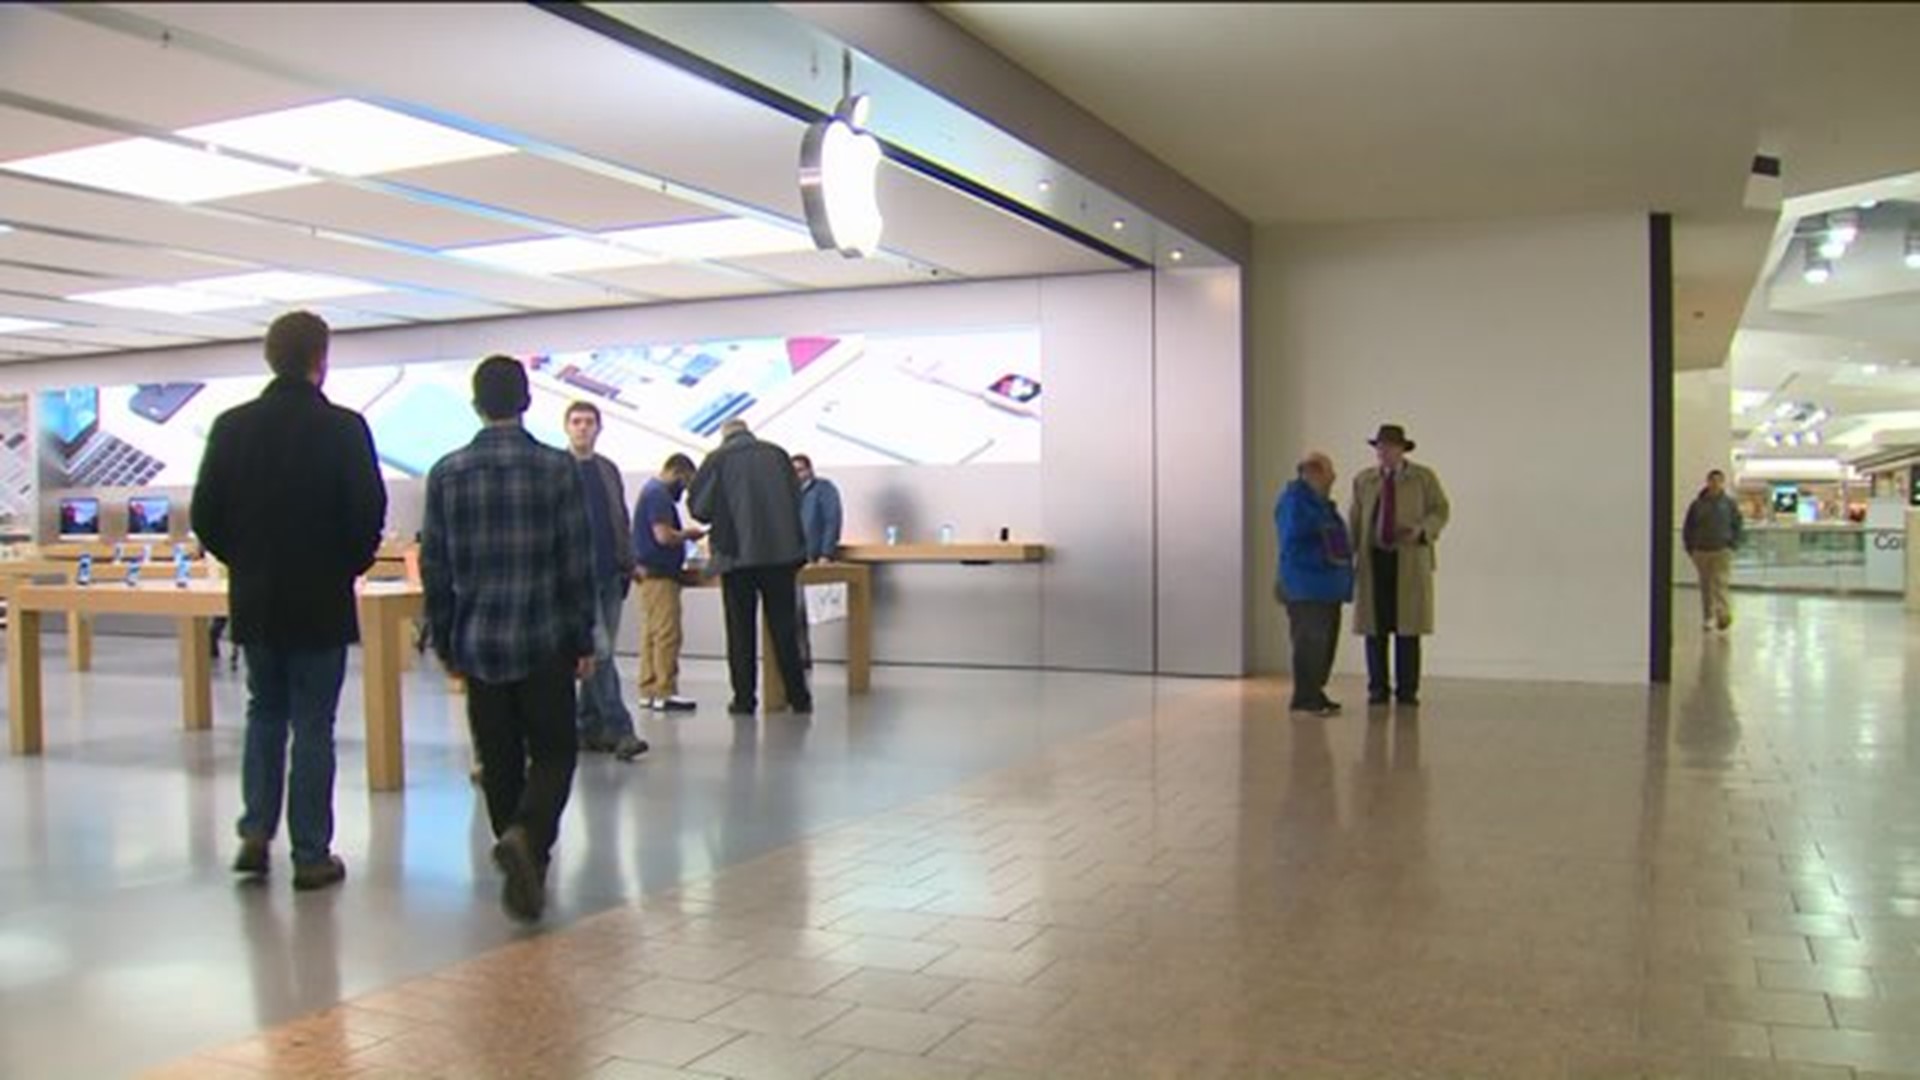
left=579, top=458, right=616, bottom=579
left=632, top=477, right=686, bottom=574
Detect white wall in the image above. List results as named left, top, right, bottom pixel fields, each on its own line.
left=1249, top=214, right=1653, bottom=684
left=1674, top=366, right=1732, bottom=525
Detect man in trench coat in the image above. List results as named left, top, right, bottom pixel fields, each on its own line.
left=1349, top=423, right=1450, bottom=707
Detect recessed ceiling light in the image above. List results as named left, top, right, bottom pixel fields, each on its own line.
left=1, top=137, right=315, bottom=203
left=0, top=223, right=12, bottom=234
left=1037, top=179, right=1052, bottom=193
left=0, top=316, right=58, bottom=334
left=1863, top=363, right=1881, bottom=375
left=180, top=99, right=513, bottom=177
left=606, top=218, right=814, bottom=261
left=191, top=270, right=384, bottom=302
left=1168, top=249, right=1186, bottom=262
left=68, top=284, right=255, bottom=314
left=1818, top=236, right=1848, bottom=259
left=1859, top=199, right=1880, bottom=209
left=1110, top=218, right=1126, bottom=231
left=446, top=235, right=664, bottom=275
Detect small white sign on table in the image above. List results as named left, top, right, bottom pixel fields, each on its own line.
left=804, top=582, right=848, bottom=626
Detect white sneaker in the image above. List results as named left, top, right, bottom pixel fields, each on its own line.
left=641, top=698, right=663, bottom=712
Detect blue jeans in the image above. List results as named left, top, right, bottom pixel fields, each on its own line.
left=238, top=645, right=347, bottom=867
left=576, top=574, right=634, bottom=739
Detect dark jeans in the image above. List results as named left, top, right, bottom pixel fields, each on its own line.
left=576, top=573, right=634, bottom=739
left=1285, top=601, right=1342, bottom=708
left=720, top=565, right=810, bottom=709
left=238, top=645, right=348, bottom=867
left=1366, top=547, right=1422, bottom=700
left=467, top=657, right=579, bottom=863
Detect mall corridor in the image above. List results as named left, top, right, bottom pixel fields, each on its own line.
left=2, top=591, right=1902, bottom=1078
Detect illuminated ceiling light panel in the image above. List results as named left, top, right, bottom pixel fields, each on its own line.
left=180, top=99, right=513, bottom=177
left=0, top=316, right=59, bottom=334
left=0, top=137, right=315, bottom=202
left=191, top=270, right=384, bottom=302
left=447, top=235, right=664, bottom=275
left=68, top=284, right=255, bottom=314
left=606, top=218, right=815, bottom=260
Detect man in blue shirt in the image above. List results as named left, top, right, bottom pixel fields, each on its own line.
left=792, top=453, right=842, bottom=668
left=563, top=401, right=646, bottom=761
left=422, top=356, right=596, bottom=923
left=1276, top=451, right=1355, bottom=716
left=633, top=453, right=705, bottom=713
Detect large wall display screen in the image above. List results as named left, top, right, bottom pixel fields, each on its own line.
left=35, top=325, right=1041, bottom=490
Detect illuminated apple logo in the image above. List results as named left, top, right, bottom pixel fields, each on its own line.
left=800, top=94, right=883, bottom=259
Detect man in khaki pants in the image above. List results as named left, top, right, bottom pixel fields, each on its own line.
left=1682, top=468, right=1744, bottom=632
left=632, top=454, right=704, bottom=711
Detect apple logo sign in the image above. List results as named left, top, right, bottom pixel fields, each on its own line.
left=800, top=94, right=883, bottom=259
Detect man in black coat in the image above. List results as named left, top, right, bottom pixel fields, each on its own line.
left=192, top=311, right=387, bottom=891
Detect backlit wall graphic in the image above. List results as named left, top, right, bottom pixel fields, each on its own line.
left=34, top=325, right=1042, bottom=492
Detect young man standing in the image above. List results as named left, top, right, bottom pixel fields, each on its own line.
left=563, top=401, right=646, bottom=761
left=192, top=310, right=387, bottom=891
left=1682, top=468, right=1744, bottom=632
left=688, top=419, right=812, bottom=716
left=422, top=356, right=596, bottom=923
left=632, top=453, right=705, bottom=713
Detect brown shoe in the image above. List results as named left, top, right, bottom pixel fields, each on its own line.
left=292, top=855, right=347, bottom=892
left=492, top=828, right=545, bottom=923
left=232, top=836, right=269, bottom=877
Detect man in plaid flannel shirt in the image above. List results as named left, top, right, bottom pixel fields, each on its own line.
left=421, top=355, right=596, bottom=923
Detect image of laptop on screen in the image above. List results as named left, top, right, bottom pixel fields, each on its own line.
left=127, top=495, right=171, bottom=538
left=39, top=386, right=165, bottom=488
left=59, top=496, right=101, bottom=539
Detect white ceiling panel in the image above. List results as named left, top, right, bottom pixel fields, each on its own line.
left=27, top=324, right=225, bottom=350
left=875, top=163, right=1122, bottom=279
left=0, top=104, right=127, bottom=161
left=330, top=291, right=517, bottom=322
left=0, top=228, right=253, bottom=281
left=0, top=263, right=125, bottom=297
left=390, top=155, right=718, bottom=233
left=215, top=181, right=539, bottom=248
left=577, top=263, right=795, bottom=303
left=0, top=5, right=321, bottom=132
left=729, top=251, right=942, bottom=292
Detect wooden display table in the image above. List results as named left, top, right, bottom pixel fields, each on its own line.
left=837, top=542, right=1047, bottom=564
left=678, top=562, right=873, bottom=710
left=6, top=579, right=423, bottom=791
left=0, top=559, right=209, bottom=671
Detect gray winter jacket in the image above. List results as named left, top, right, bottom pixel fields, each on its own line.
left=688, top=429, right=807, bottom=573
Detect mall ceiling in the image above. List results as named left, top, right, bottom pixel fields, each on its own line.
left=0, top=3, right=1120, bottom=365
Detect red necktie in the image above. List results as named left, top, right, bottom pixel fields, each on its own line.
left=1381, top=469, right=1397, bottom=549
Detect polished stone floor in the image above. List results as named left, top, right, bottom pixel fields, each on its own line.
left=6, top=591, right=1920, bottom=1078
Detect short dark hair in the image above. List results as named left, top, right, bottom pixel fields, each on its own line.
left=565, top=400, right=600, bottom=423
left=791, top=453, right=813, bottom=470
left=264, top=310, right=329, bottom=380
left=662, top=453, right=696, bottom=477
left=472, top=355, right=531, bottom=420
left=1707, top=469, right=1726, bottom=481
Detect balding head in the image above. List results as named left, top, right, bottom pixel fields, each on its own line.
left=1297, top=451, right=1336, bottom=494
left=719, top=419, right=750, bottom=439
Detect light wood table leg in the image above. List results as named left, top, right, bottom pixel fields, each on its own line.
left=762, top=615, right=788, bottom=712
left=8, top=607, right=44, bottom=754
left=847, top=571, right=872, bottom=693
left=177, top=615, right=212, bottom=731
left=69, top=612, right=92, bottom=672
left=360, top=595, right=405, bottom=791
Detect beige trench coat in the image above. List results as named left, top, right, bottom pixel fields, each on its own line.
left=1349, top=461, right=1451, bottom=636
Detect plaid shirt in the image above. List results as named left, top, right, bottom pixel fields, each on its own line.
left=422, top=425, right=594, bottom=683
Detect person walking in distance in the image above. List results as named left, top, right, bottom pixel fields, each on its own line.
left=688, top=419, right=812, bottom=716
left=422, top=356, right=596, bottom=922
left=1349, top=424, right=1450, bottom=707
left=792, top=453, right=842, bottom=669
left=191, top=310, right=387, bottom=891
left=633, top=453, right=705, bottom=713
left=1682, top=468, right=1743, bottom=632
left=1276, top=451, right=1355, bottom=716
left=562, top=401, right=647, bottom=762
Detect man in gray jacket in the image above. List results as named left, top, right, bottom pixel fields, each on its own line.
left=1682, top=468, right=1744, bottom=632
left=689, top=419, right=812, bottom=715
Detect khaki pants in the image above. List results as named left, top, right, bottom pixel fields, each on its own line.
left=637, top=575, right=684, bottom=699
left=1691, top=549, right=1733, bottom=628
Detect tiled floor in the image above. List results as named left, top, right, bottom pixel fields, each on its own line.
left=9, top=591, right=1920, bottom=1078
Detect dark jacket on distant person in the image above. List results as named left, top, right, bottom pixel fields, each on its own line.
left=688, top=429, right=806, bottom=574
left=799, top=476, right=843, bottom=561
left=191, top=377, right=387, bottom=648
left=1682, top=491, right=1744, bottom=553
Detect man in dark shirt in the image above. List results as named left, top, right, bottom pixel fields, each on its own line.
left=793, top=453, right=842, bottom=669
left=191, top=310, right=387, bottom=892
left=563, top=401, right=645, bottom=761
left=632, top=453, right=705, bottom=713
left=421, top=356, right=596, bottom=923
left=688, top=419, right=812, bottom=716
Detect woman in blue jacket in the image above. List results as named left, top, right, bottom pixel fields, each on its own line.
left=1275, top=452, right=1356, bottom=715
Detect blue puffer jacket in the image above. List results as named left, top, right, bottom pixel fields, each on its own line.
left=1275, top=479, right=1355, bottom=604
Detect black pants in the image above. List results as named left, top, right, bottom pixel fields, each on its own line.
left=721, top=565, right=810, bottom=709
left=1366, top=548, right=1422, bottom=701
left=1285, top=601, right=1342, bottom=708
left=466, top=657, right=578, bottom=863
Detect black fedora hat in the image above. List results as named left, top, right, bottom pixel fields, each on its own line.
left=1368, top=423, right=1415, bottom=451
